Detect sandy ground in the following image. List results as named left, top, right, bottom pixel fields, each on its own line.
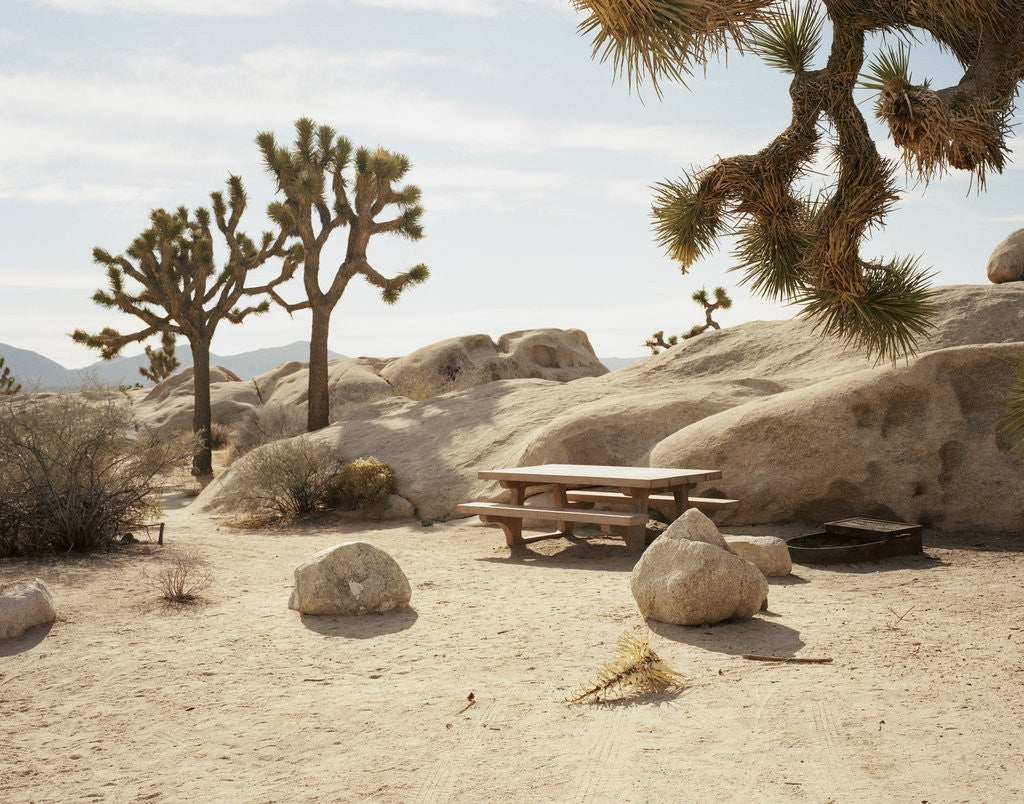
left=2, top=498, right=1023, bottom=803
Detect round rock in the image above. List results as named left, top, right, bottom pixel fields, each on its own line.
left=0, top=578, right=56, bottom=641
left=987, top=228, right=1024, bottom=284
left=630, top=538, right=768, bottom=626
left=288, top=541, right=412, bottom=616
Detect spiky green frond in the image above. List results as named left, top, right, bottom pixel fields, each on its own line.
left=1004, top=357, right=1024, bottom=450
left=797, top=256, right=936, bottom=362
left=749, top=1, right=823, bottom=74
left=860, top=41, right=912, bottom=93
left=712, top=285, right=733, bottom=308
left=652, top=175, right=722, bottom=267
left=381, top=287, right=400, bottom=305
left=731, top=220, right=810, bottom=300
left=407, top=263, right=430, bottom=283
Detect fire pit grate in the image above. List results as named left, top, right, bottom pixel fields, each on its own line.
left=786, top=518, right=923, bottom=565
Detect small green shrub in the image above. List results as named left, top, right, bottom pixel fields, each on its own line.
left=338, top=457, right=396, bottom=512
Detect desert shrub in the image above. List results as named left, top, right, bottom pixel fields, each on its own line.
left=229, top=442, right=397, bottom=523
left=231, top=439, right=344, bottom=520
left=391, top=363, right=495, bottom=402
left=226, top=403, right=306, bottom=463
left=209, top=422, right=231, bottom=451
left=337, top=457, right=396, bottom=512
left=153, top=550, right=213, bottom=603
left=0, top=396, right=187, bottom=557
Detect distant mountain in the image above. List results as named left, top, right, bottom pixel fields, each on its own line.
left=0, top=341, right=345, bottom=389
left=600, top=356, right=646, bottom=371
left=0, top=343, right=76, bottom=388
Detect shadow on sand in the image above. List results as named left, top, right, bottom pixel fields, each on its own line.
left=476, top=536, right=638, bottom=573
left=299, top=608, right=418, bottom=638
left=650, top=617, right=806, bottom=659
left=0, top=621, right=54, bottom=657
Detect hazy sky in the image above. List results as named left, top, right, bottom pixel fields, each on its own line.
left=1, top=0, right=1021, bottom=366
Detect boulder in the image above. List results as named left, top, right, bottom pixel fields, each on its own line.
left=0, top=578, right=56, bottom=641
left=135, top=365, right=259, bottom=432
left=662, top=508, right=734, bottom=552
left=724, top=535, right=792, bottom=577
left=650, top=342, right=1024, bottom=534
left=630, top=539, right=768, bottom=626
left=288, top=542, right=412, bottom=616
left=380, top=328, right=607, bottom=396
left=988, top=228, right=1024, bottom=284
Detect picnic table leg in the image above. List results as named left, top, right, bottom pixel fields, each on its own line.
left=551, top=484, right=575, bottom=538
left=671, top=485, right=692, bottom=518
left=495, top=481, right=529, bottom=546
left=622, top=489, right=650, bottom=555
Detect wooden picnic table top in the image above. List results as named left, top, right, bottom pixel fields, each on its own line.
left=477, top=464, right=722, bottom=489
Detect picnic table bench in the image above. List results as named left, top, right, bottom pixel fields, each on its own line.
left=455, top=464, right=735, bottom=555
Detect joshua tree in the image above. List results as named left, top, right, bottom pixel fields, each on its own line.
left=575, top=0, right=1024, bottom=363
left=0, top=357, right=20, bottom=396
left=139, top=331, right=180, bottom=383
left=646, top=285, right=733, bottom=353
left=256, top=118, right=429, bottom=431
left=72, top=176, right=296, bottom=475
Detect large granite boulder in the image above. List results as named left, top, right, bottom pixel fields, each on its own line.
left=288, top=542, right=412, bottom=616
left=0, top=578, right=56, bottom=641
left=724, top=535, right=792, bottom=577
left=988, top=229, right=1024, bottom=284
left=380, top=328, right=607, bottom=395
left=135, top=365, right=258, bottom=431
left=650, top=343, right=1024, bottom=534
left=630, top=539, right=768, bottom=626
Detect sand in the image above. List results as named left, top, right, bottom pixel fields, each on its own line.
left=2, top=500, right=1023, bottom=803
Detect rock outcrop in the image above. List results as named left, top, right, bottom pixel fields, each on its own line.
left=196, top=285, right=1024, bottom=534
left=630, top=538, right=768, bottom=626
left=723, top=535, right=792, bottom=577
left=0, top=578, right=56, bottom=641
left=988, top=229, right=1024, bottom=284
left=288, top=542, right=412, bottom=616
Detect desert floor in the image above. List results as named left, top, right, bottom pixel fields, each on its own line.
left=2, top=498, right=1023, bottom=804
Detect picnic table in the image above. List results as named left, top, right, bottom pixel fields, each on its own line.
left=455, top=463, right=734, bottom=555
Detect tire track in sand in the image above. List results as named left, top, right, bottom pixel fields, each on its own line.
left=411, top=699, right=503, bottom=804
left=570, top=706, right=640, bottom=804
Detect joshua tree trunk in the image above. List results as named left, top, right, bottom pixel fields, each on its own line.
left=308, top=304, right=332, bottom=431
left=190, top=340, right=214, bottom=476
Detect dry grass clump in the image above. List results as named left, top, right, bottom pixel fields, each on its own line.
left=570, top=632, right=686, bottom=704
left=209, top=422, right=231, bottom=451
left=153, top=549, right=213, bottom=603
left=0, top=395, right=187, bottom=557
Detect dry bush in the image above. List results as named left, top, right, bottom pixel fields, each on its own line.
left=0, top=395, right=188, bottom=557
left=225, top=403, right=306, bottom=463
left=391, top=364, right=495, bottom=402
left=337, top=457, right=396, bottom=512
left=230, top=439, right=344, bottom=520
left=153, top=550, right=213, bottom=603
left=209, top=422, right=231, bottom=451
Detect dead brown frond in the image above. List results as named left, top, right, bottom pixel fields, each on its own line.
left=569, top=632, right=686, bottom=704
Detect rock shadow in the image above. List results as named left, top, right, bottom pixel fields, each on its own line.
left=0, top=621, right=54, bottom=657
left=299, top=607, right=418, bottom=638
left=649, top=616, right=805, bottom=658
left=798, top=552, right=948, bottom=574
left=768, top=574, right=809, bottom=586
